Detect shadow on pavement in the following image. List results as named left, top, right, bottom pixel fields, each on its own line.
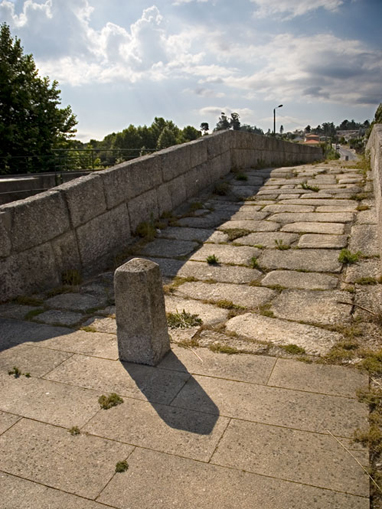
left=122, top=349, right=219, bottom=435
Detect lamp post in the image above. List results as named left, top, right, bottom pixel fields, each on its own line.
left=273, top=104, right=283, bottom=135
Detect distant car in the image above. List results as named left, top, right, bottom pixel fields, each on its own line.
left=336, top=145, right=340, bottom=150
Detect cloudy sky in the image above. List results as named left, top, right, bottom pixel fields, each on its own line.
left=2, top=0, right=381, bottom=141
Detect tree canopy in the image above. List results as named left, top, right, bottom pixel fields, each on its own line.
left=0, top=23, right=77, bottom=174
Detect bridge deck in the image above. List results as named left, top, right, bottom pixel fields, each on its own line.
left=0, top=160, right=379, bottom=508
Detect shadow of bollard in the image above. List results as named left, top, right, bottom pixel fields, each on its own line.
left=122, top=350, right=220, bottom=435
left=115, top=258, right=220, bottom=435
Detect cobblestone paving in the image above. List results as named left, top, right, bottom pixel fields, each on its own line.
left=0, top=160, right=379, bottom=508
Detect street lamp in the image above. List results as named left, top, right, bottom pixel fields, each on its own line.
left=273, top=104, right=283, bottom=135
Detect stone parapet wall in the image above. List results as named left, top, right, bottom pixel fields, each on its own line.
left=0, top=130, right=322, bottom=301
left=367, top=124, right=382, bottom=265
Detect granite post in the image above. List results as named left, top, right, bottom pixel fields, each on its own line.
left=114, top=258, right=170, bottom=366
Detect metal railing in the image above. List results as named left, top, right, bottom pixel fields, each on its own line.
left=0, top=148, right=157, bottom=175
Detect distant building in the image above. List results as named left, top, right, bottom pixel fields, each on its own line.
left=304, top=134, right=320, bottom=144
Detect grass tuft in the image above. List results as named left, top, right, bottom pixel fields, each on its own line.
left=69, top=426, right=81, bottom=436
left=167, top=309, right=203, bottom=329
left=338, top=248, right=362, bottom=264
left=274, top=239, right=290, bottom=250
left=281, top=344, right=306, bottom=355
left=209, top=343, right=239, bottom=355
left=249, top=256, right=263, bottom=271
left=206, top=254, right=219, bottom=265
left=213, top=182, right=230, bottom=196
left=115, top=460, right=129, bottom=473
left=98, top=393, right=124, bottom=410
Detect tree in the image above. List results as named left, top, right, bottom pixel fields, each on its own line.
left=240, top=124, right=264, bottom=135
left=230, top=112, right=241, bottom=131
left=0, top=23, right=77, bottom=174
left=156, top=127, right=178, bottom=150
left=180, top=125, right=201, bottom=143
left=214, top=112, right=230, bottom=131
left=200, top=122, right=209, bottom=135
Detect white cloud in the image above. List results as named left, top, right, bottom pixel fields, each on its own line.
left=220, top=33, right=382, bottom=106
left=173, top=0, right=209, bottom=5
left=250, top=0, right=344, bottom=19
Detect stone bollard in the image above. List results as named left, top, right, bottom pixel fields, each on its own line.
left=114, top=258, right=170, bottom=366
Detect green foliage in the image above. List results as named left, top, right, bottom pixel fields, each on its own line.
left=14, top=295, right=43, bottom=306
left=115, top=460, right=129, bottom=473
left=338, top=249, right=362, bottom=264
left=156, top=126, right=178, bottom=150
left=209, top=343, right=239, bottom=355
left=8, top=366, right=30, bottom=378
left=24, top=309, right=44, bottom=321
left=250, top=256, right=261, bottom=270
left=206, top=254, right=220, bottom=265
left=235, top=173, right=248, bottom=181
left=0, top=23, right=77, bottom=174
left=213, top=182, right=230, bottom=195
left=167, top=309, right=203, bottom=329
left=61, top=269, right=82, bottom=286
left=216, top=300, right=245, bottom=310
left=98, top=393, right=124, bottom=410
left=225, top=228, right=250, bottom=241
left=367, top=103, right=382, bottom=138
left=135, top=220, right=157, bottom=241
left=274, top=239, right=290, bottom=250
left=281, top=344, right=306, bottom=355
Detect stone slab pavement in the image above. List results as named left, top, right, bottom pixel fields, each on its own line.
left=0, top=160, right=379, bottom=508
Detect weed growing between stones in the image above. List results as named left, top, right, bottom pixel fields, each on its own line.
left=225, top=228, right=251, bottom=241
left=300, top=182, right=320, bottom=192
left=8, top=366, right=30, bottom=378
left=213, top=182, right=230, bottom=196
left=167, top=310, right=203, bottom=329
left=68, top=426, right=81, bottom=436
left=209, top=343, right=239, bottom=355
left=281, top=344, right=306, bottom=355
left=14, top=296, right=43, bottom=307
left=115, top=460, right=129, bottom=473
left=177, top=337, right=200, bottom=349
left=61, top=269, right=82, bottom=286
left=338, top=249, right=362, bottom=264
left=206, top=254, right=219, bottom=265
left=235, top=173, right=248, bottom=181
left=189, top=202, right=204, bottom=212
left=135, top=220, right=157, bottom=241
left=274, top=239, right=290, bottom=250
left=250, top=256, right=261, bottom=270
left=216, top=300, right=245, bottom=310
left=258, top=303, right=275, bottom=318
left=351, top=192, right=370, bottom=202
left=98, top=393, right=124, bottom=410
left=24, top=309, right=44, bottom=321
left=357, top=204, right=370, bottom=211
